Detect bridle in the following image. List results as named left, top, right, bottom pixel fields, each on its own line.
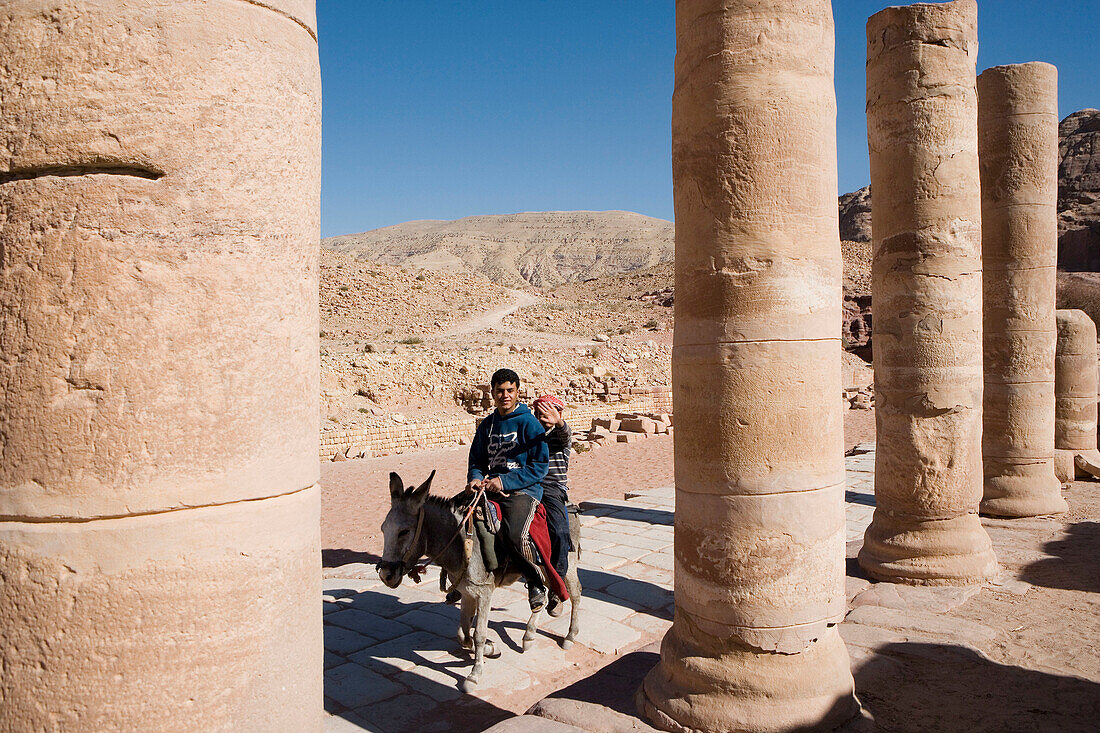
left=386, top=483, right=487, bottom=588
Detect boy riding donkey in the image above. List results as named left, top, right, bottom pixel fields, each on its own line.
left=463, top=368, right=564, bottom=611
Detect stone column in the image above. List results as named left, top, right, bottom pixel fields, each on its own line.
left=1054, top=309, right=1100, bottom=481
left=637, top=1, right=858, bottom=730
left=859, top=0, right=998, bottom=584
left=0, top=2, right=322, bottom=730
left=977, top=63, right=1067, bottom=517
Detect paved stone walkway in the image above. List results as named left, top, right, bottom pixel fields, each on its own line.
left=322, top=444, right=879, bottom=732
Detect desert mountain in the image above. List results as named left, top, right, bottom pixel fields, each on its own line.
left=1059, top=109, right=1100, bottom=271
left=324, top=211, right=675, bottom=288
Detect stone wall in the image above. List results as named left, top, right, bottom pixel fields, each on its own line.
left=321, top=386, right=674, bottom=459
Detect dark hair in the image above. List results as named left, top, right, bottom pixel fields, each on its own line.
left=491, top=368, right=520, bottom=388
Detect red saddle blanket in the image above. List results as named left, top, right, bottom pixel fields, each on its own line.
left=486, top=499, right=569, bottom=602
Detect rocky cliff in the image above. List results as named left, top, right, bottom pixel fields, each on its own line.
left=1058, top=109, right=1100, bottom=271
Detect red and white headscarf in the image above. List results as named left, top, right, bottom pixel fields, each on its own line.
left=533, top=394, right=565, bottom=412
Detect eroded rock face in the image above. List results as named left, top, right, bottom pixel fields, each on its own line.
left=859, top=0, right=997, bottom=586
left=839, top=186, right=872, bottom=243
left=638, top=1, right=857, bottom=730
left=1058, top=109, right=1100, bottom=271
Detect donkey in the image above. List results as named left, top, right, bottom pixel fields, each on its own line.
left=376, top=471, right=581, bottom=692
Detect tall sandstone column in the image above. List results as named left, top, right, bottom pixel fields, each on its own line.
left=978, top=63, right=1067, bottom=517
left=1054, top=309, right=1100, bottom=482
left=637, top=1, right=858, bottom=730
left=0, top=2, right=322, bottom=730
left=859, top=0, right=998, bottom=584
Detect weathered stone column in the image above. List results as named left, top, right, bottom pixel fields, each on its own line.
left=637, top=1, right=858, bottom=730
left=1054, top=309, right=1100, bottom=481
left=0, top=2, right=322, bottom=729
left=977, top=63, right=1067, bottom=517
left=859, top=0, right=998, bottom=584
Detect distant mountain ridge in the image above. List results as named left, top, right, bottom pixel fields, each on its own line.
left=323, top=211, right=675, bottom=288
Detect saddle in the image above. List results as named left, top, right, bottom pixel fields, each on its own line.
left=471, top=496, right=570, bottom=602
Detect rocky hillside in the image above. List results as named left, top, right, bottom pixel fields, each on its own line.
left=324, top=211, right=675, bottom=288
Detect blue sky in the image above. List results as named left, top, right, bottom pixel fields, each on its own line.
left=318, top=1, right=1098, bottom=238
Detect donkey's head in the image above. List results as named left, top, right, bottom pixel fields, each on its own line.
left=376, top=470, right=435, bottom=588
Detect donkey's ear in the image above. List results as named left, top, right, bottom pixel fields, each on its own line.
left=407, top=470, right=436, bottom=502
left=389, top=472, right=405, bottom=501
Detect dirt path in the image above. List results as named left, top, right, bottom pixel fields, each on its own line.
left=430, top=288, right=589, bottom=349
left=437, top=289, right=540, bottom=339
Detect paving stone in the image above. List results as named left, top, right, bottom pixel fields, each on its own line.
left=323, top=710, right=374, bottom=733
left=339, top=589, right=427, bottom=619
left=569, top=615, right=640, bottom=655
left=571, top=589, right=636, bottom=622
left=604, top=578, right=673, bottom=612
left=465, top=658, right=532, bottom=693
left=323, top=577, right=379, bottom=597
left=325, top=662, right=406, bottom=710
left=611, top=532, right=674, bottom=552
left=393, top=608, right=461, bottom=638
left=323, top=600, right=340, bottom=615
left=600, top=544, right=653, bottom=562
left=324, top=625, right=377, bottom=656
left=613, top=561, right=672, bottom=587
left=483, top=714, right=588, bottom=732
left=577, top=551, right=630, bottom=571
left=638, top=551, right=674, bottom=571
left=326, top=609, right=415, bottom=644
left=324, top=650, right=346, bottom=670
left=392, top=664, right=465, bottom=702
left=350, top=631, right=456, bottom=674
left=624, top=612, right=673, bottom=635
left=351, top=691, right=439, bottom=733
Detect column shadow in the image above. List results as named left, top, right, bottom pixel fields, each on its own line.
left=580, top=502, right=673, bottom=526
left=1019, top=521, right=1100, bottom=593
left=853, top=642, right=1100, bottom=732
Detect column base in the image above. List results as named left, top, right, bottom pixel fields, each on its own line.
left=981, top=462, right=1067, bottom=517
left=1054, top=448, right=1100, bottom=483
left=858, top=511, right=997, bottom=585
left=637, top=614, right=859, bottom=733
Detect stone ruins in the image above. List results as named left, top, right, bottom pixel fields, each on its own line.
left=636, top=0, right=858, bottom=730
left=1054, top=308, right=1100, bottom=481
left=977, top=63, right=1068, bottom=517
left=857, top=0, right=998, bottom=585
left=2, top=0, right=1096, bottom=731
left=0, top=0, right=322, bottom=729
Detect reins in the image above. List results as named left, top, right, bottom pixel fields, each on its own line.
left=403, top=484, right=486, bottom=588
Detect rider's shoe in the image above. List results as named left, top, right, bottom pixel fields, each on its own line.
left=546, top=593, right=564, bottom=617
left=528, top=583, right=548, bottom=613
left=445, top=589, right=461, bottom=605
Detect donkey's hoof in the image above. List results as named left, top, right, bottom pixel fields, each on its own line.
left=484, top=640, right=501, bottom=659
left=560, top=638, right=574, bottom=650
left=521, top=637, right=535, bottom=652
left=459, top=676, right=479, bottom=693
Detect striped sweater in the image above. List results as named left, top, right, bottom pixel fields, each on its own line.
left=542, top=422, right=572, bottom=492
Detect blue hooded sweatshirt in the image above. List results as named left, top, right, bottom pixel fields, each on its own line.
left=467, top=403, right=549, bottom=501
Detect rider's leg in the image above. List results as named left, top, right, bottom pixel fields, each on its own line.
left=496, top=491, right=547, bottom=608
left=541, top=484, right=571, bottom=580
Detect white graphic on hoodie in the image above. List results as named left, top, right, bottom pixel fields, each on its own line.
left=487, top=430, right=519, bottom=472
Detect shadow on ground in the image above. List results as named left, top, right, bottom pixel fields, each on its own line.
left=853, top=642, right=1100, bottom=732
left=580, top=502, right=672, bottom=526
left=323, top=548, right=382, bottom=568
left=1019, top=521, right=1100, bottom=593
left=324, top=589, right=513, bottom=732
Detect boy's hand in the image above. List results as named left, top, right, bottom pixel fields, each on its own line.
left=464, top=479, right=483, bottom=494
left=483, top=476, right=504, bottom=493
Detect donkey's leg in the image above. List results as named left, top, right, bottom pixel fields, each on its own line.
left=461, top=588, right=493, bottom=692
left=522, top=606, right=541, bottom=652
left=562, top=563, right=582, bottom=649
left=458, top=590, right=475, bottom=650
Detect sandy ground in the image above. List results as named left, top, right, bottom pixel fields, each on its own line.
left=320, top=408, right=877, bottom=562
